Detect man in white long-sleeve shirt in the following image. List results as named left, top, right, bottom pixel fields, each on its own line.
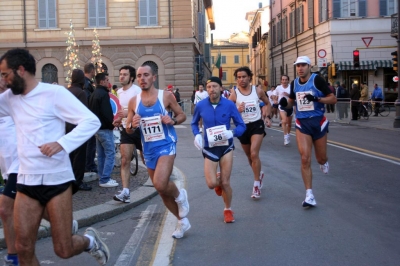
left=0, top=48, right=109, bottom=265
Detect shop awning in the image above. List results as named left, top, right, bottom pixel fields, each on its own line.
left=338, top=61, right=376, bottom=71
left=374, top=60, right=393, bottom=68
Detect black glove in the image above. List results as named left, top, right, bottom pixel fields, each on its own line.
left=304, top=94, right=319, bottom=102
left=279, top=97, right=288, bottom=107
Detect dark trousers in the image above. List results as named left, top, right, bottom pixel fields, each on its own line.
left=374, top=98, right=383, bottom=115
left=70, top=142, right=87, bottom=194
left=85, top=135, right=97, bottom=171
left=351, top=105, right=359, bottom=120
left=326, top=104, right=335, bottom=113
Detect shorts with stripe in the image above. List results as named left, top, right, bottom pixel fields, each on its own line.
left=237, top=119, right=266, bottom=145
left=3, top=173, right=17, bottom=200
left=202, top=143, right=234, bottom=162
left=144, top=142, right=176, bottom=170
left=16, top=181, right=73, bottom=206
left=278, top=105, right=294, bottom=116
left=295, top=116, right=329, bottom=141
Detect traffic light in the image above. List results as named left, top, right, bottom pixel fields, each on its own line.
left=331, top=62, right=336, bottom=77
left=353, top=50, right=360, bottom=68
left=328, top=65, right=332, bottom=79
left=391, top=51, right=398, bottom=72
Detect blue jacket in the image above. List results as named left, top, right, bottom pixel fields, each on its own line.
left=191, top=97, right=246, bottom=148
left=371, top=87, right=383, bottom=100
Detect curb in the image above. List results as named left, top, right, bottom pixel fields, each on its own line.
left=0, top=163, right=159, bottom=249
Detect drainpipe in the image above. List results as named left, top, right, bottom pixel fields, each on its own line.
left=270, top=4, right=274, bottom=84
left=168, top=0, right=172, bottom=39
left=280, top=0, right=284, bottom=74
left=294, top=0, right=299, bottom=79
left=312, top=2, right=317, bottom=66
left=23, top=0, right=27, bottom=47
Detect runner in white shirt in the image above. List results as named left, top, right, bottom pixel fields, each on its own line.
left=194, top=84, right=208, bottom=132
left=0, top=48, right=109, bottom=265
left=113, top=66, right=142, bottom=203
left=273, top=75, right=294, bottom=145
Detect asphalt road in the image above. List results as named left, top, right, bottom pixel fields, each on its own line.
left=15, top=122, right=400, bottom=266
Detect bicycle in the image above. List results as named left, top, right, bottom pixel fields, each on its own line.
left=113, top=128, right=139, bottom=176
left=370, top=100, right=391, bottom=117
left=358, top=101, right=372, bottom=120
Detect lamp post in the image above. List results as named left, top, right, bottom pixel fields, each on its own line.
left=394, top=6, right=400, bottom=128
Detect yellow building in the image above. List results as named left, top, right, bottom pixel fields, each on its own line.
left=210, top=32, right=249, bottom=88
left=0, top=0, right=216, bottom=99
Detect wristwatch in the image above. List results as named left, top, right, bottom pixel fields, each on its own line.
left=172, top=117, right=178, bottom=125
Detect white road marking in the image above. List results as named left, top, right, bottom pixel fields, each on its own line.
left=173, top=125, right=186, bottom=128
left=114, top=204, right=156, bottom=266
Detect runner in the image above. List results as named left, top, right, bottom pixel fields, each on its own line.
left=193, top=84, right=208, bottom=132
left=113, top=65, right=142, bottom=203
left=279, top=56, right=337, bottom=207
left=0, top=48, right=109, bottom=265
left=273, top=75, right=294, bottom=145
left=126, top=63, right=190, bottom=238
left=191, top=77, right=246, bottom=223
left=229, top=66, right=271, bottom=199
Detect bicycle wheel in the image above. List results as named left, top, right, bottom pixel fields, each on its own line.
left=366, top=104, right=373, bottom=116
left=379, top=104, right=390, bottom=117
left=130, top=147, right=139, bottom=176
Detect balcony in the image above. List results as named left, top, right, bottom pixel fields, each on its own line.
left=391, top=13, right=398, bottom=38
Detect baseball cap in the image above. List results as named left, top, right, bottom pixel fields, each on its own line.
left=206, top=76, right=222, bottom=87
left=167, top=84, right=173, bottom=89
left=294, top=56, right=311, bottom=65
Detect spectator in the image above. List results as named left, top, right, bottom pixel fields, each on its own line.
left=88, top=73, right=119, bottom=187
left=371, top=83, right=383, bottom=116
left=111, top=84, right=118, bottom=96
left=66, top=69, right=92, bottom=191
left=359, top=82, right=369, bottom=117
left=350, top=83, right=361, bottom=120
left=326, top=83, right=336, bottom=113
left=335, top=81, right=349, bottom=120
left=174, top=88, right=181, bottom=107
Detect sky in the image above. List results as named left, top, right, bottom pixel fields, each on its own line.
left=211, top=0, right=268, bottom=39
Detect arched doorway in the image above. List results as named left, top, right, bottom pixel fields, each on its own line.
left=42, top=64, right=58, bottom=84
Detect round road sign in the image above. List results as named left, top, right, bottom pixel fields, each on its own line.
left=317, top=49, right=327, bottom=58
left=393, top=76, right=398, bottom=82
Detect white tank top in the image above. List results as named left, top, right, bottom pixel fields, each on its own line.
left=235, top=86, right=261, bottom=124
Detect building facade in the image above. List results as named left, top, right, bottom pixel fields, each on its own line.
left=0, top=0, right=215, bottom=99
left=210, top=32, right=249, bottom=88
left=269, top=0, right=398, bottom=102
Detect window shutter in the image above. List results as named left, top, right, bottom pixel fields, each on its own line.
left=359, top=0, right=366, bottom=17
left=300, top=5, right=304, bottom=32
left=318, top=0, right=322, bottom=22
left=333, top=0, right=341, bottom=18
left=308, top=0, right=314, bottom=28
left=149, top=0, right=157, bottom=25
left=295, top=8, right=300, bottom=34
left=139, top=0, right=147, bottom=25
left=272, top=24, right=276, bottom=45
left=88, top=0, right=97, bottom=27
left=277, top=20, right=281, bottom=44
left=98, top=0, right=106, bottom=26
left=48, top=0, right=56, bottom=28
left=38, top=0, right=47, bottom=28
left=289, top=12, right=293, bottom=38
left=379, top=0, right=387, bottom=16
left=198, top=12, right=204, bottom=43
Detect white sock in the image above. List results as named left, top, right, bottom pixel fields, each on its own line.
left=122, top=188, right=129, bottom=195
left=254, top=181, right=260, bottom=187
left=224, top=207, right=232, bottom=211
left=306, top=189, right=313, bottom=196
left=85, top=234, right=95, bottom=250
left=176, top=190, right=184, bottom=201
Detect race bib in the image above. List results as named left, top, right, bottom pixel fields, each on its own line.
left=140, top=115, right=165, bottom=142
left=296, top=91, right=315, bottom=111
left=206, top=125, right=228, bottom=147
left=242, top=100, right=258, bottom=119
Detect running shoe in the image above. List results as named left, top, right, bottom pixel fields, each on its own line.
left=72, top=220, right=78, bottom=235
left=99, top=179, right=118, bottom=188
left=113, top=191, right=131, bottom=203
left=223, top=210, right=235, bottom=223
left=199, top=128, right=203, bottom=133
left=175, top=188, right=190, bottom=218
left=251, top=186, right=261, bottom=199
left=3, top=255, right=18, bottom=266
left=259, top=171, right=264, bottom=189
left=172, top=217, right=191, bottom=239
left=302, top=194, right=317, bottom=207
left=85, top=227, right=110, bottom=265
left=320, top=162, right=329, bottom=174
left=215, top=172, right=222, bottom=196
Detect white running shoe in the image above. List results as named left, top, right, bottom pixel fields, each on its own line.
left=113, top=191, right=131, bottom=203
left=284, top=135, right=289, bottom=145
left=72, top=220, right=78, bottom=235
left=172, top=217, right=191, bottom=239
left=85, top=227, right=110, bottom=265
left=175, top=189, right=190, bottom=218
left=99, top=179, right=118, bottom=188
left=259, top=171, right=264, bottom=189
left=251, top=186, right=261, bottom=199
left=302, top=194, right=317, bottom=207
left=320, top=162, right=329, bottom=174
left=199, top=128, right=203, bottom=133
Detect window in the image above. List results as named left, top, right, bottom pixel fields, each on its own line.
left=277, top=20, right=281, bottom=44
left=380, top=0, right=398, bottom=16
left=289, top=11, right=294, bottom=38
left=296, top=5, right=304, bottom=34
left=139, top=0, right=158, bottom=26
left=222, top=72, right=227, bottom=81
left=308, top=0, right=314, bottom=28
left=221, top=56, right=226, bottom=64
left=38, top=0, right=57, bottom=28
left=42, top=64, right=58, bottom=84
left=334, top=0, right=367, bottom=18
left=319, top=0, right=327, bottom=22
left=282, top=15, right=287, bottom=42
left=88, top=0, right=106, bottom=27
left=234, top=55, right=239, bottom=64
left=272, top=24, right=276, bottom=46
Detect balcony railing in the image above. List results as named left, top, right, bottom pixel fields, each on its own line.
left=391, top=13, right=398, bottom=38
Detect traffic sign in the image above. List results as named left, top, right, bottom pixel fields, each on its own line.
left=362, top=37, right=373, bottom=48
left=317, top=58, right=327, bottom=67
left=317, top=49, right=327, bottom=58
left=109, top=93, right=122, bottom=120
left=393, top=76, right=398, bottom=82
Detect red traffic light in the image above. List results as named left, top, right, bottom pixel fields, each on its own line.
left=353, top=50, right=360, bottom=68
left=353, top=50, right=360, bottom=56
